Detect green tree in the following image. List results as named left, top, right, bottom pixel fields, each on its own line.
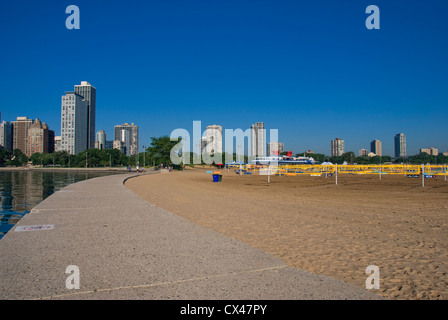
left=146, top=136, right=181, bottom=166
left=341, top=152, right=356, bottom=164
left=0, top=147, right=12, bottom=167
left=7, top=149, right=29, bottom=166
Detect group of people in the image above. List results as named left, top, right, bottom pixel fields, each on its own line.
left=127, top=165, right=145, bottom=173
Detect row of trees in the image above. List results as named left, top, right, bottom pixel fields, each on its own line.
left=299, top=152, right=448, bottom=165
left=0, top=136, right=183, bottom=168
left=1, top=136, right=448, bottom=168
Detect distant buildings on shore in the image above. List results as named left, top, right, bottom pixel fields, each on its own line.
left=114, top=123, right=139, bottom=156
left=251, top=122, right=265, bottom=157
left=267, top=142, right=284, bottom=156
left=371, top=139, right=382, bottom=156
left=201, top=124, right=223, bottom=155
left=0, top=80, right=141, bottom=157
left=331, top=138, right=344, bottom=157
left=1, top=98, right=446, bottom=160
left=61, top=91, right=88, bottom=155
left=394, top=133, right=406, bottom=158
left=420, top=147, right=438, bottom=156
left=0, top=116, right=55, bottom=157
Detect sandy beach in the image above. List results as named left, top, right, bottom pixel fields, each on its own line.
left=126, top=169, right=448, bottom=300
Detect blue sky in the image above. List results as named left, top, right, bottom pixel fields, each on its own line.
left=0, top=0, right=447, bottom=156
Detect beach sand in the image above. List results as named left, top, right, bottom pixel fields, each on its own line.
left=125, top=169, right=448, bottom=300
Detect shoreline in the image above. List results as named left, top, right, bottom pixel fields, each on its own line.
left=0, top=172, right=379, bottom=300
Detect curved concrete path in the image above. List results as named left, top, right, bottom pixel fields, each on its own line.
left=0, top=173, right=381, bottom=300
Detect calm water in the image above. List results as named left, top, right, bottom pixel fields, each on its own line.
left=0, top=170, right=123, bottom=240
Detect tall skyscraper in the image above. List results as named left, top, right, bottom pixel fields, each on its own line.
left=331, top=138, right=344, bottom=156
left=267, top=142, right=284, bottom=156
left=0, top=121, right=13, bottom=151
left=74, top=81, right=96, bottom=149
left=394, top=133, right=406, bottom=159
left=370, top=139, right=382, bottom=156
left=61, top=92, right=88, bottom=155
left=11, top=117, right=34, bottom=154
left=114, top=123, right=139, bottom=156
left=204, top=124, right=223, bottom=154
left=251, top=122, right=265, bottom=157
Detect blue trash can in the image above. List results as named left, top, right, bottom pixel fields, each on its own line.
left=213, top=174, right=219, bottom=182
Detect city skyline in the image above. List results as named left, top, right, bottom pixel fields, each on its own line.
left=1, top=107, right=446, bottom=158
left=1, top=1, right=447, bottom=156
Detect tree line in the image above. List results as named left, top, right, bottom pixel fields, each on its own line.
left=298, top=151, right=448, bottom=165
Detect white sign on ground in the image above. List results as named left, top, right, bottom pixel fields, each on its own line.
left=14, top=225, right=54, bottom=232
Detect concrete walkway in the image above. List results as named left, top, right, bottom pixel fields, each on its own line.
left=0, top=173, right=381, bottom=300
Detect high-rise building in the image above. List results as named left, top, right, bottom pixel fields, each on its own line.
left=394, top=133, right=406, bottom=159
left=105, top=140, right=113, bottom=150
left=54, top=136, right=62, bottom=152
left=267, top=142, right=284, bottom=156
left=74, top=81, right=96, bottom=149
left=113, top=140, right=125, bottom=154
left=204, top=124, right=223, bottom=154
left=200, top=136, right=208, bottom=154
left=251, top=122, right=265, bottom=157
left=11, top=117, right=34, bottom=154
left=420, top=147, right=438, bottom=156
left=331, top=138, right=344, bottom=156
left=358, top=149, right=368, bottom=157
left=95, top=130, right=107, bottom=150
left=114, top=123, right=139, bottom=156
left=61, top=92, right=88, bottom=155
left=26, top=119, right=53, bottom=157
left=0, top=121, right=13, bottom=151
left=370, top=139, right=382, bottom=156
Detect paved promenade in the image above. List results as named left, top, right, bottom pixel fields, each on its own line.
left=0, top=173, right=381, bottom=300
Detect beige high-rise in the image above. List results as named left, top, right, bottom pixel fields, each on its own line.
left=12, top=117, right=33, bottom=154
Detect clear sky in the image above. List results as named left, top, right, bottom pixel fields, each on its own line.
left=1, top=0, right=447, bottom=156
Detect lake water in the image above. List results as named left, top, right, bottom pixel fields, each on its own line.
left=0, top=170, right=123, bottom=240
